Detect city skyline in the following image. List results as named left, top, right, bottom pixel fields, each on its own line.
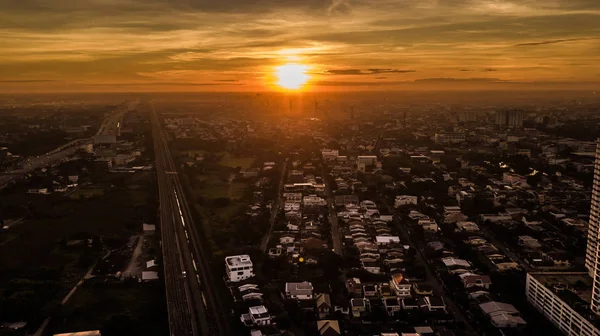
left=2, top=0, right=600, bottom=92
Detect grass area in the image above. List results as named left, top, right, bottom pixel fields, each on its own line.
left=218, top=152, right=255, bottom=169
left=194, top=175, right=248, bottom=200
left=68, top=188, right=105, bottom=200
left=52, top=282, right=168, bottom=335
left=216, top=201, right=248, bottom=221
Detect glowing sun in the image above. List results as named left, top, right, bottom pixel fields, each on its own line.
left=275, top=63, right=310, bottom=90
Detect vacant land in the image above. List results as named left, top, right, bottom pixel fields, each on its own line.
left=50, top=282, right=168, bottom=335
left=0, top=172, right=160, bottom=332
left=68, top=188, right=105, bottom=200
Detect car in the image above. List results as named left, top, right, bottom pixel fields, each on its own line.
left=182, top=271, right=187, bottom=278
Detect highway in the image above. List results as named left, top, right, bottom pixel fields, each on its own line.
left=150, top=101, right=231, bottom=336
left=0, top=100, right=138, bottom=189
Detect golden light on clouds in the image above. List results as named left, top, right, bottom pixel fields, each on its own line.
left=275, top=63, right=311, bottom=90
left=0, top=0, right=599, bottom=92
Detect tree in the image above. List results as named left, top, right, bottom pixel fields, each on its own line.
left=101, top=313, right=136, bottom=336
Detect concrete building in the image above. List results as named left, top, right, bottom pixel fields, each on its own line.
left=496, top=110, right=524, bottom=127
left=526, top=272, right=600, bottom=336
left=225, top=255, right=255, bottom=282
left=588, top=139, right=600, bottom=314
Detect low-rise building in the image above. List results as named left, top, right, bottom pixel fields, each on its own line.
left=225, top=255, right=255, bottom=282
left=526, top=272, right=600, bottom=336
left=285, top=282, right=314, bottom=300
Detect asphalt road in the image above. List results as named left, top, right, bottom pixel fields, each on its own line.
left=321, top=162, right=343, bottom=255
left=151, top=102, right=231, bottom=336
left=260, top=157, right=289, bottom=252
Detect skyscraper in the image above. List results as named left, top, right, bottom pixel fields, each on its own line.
left=586, top=139, right=600, bottom=314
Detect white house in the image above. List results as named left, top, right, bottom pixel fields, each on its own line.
left=225, top=255, right=255, bottom=282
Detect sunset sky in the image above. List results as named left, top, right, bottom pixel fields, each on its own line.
left=1, top=0, right=600, bottom=92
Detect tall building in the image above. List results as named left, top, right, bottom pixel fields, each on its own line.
left=496, top=110, right=524, bottom=127
left=524, top=139, right=600, bottom=336
left=587, top=139, right=600, bottom=295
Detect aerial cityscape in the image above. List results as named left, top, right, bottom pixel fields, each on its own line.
left=1, top=1, right=600, bottom=336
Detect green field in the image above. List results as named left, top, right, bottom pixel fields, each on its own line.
left=194, top=175, right=248, bottom=200
left=218, top=152, right=255, bottom=169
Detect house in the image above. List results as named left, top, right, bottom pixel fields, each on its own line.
left=316, top=320, right=341, bottom=336
left=379, top=282, right=393, bottom=297
left=279, top=234, right=295, bottom=245
left=455, top=221, right=480, bottom=232
left=376, top=236, right=401, bottom=245
left=142, top=223, right=156, bottom=235
left=466, top=286, right=490, bottom=299
left=285, top=282, right=314, bottom=300
left=402, top=297, right=419, bottom=310
left=316, top=293, right=332, bottom=319
left=141, top=271, right=159, bottom=281
left=146, top=260, right=157, bottom=269
left=239, top=284, right=263, bottom=302
left=390, top=273, right=412, bottom=298
left=383, top=297, right=401, bottom=316
left=459, top=274, right=492, bottom=289
left=418, top=218, right=439, bottom=232
left=395, top=195, right=418, bottom=207
left=346, top=278, right=362, bottom=296
left=413, top=284, right=434, bottom=296
left=225, top=255, right=255, bottom=282
left=441, top=257, right=471, bottom=274
left=419, top=296, right=446, bottom=313
left=518, top=235, right=542, bottom=249
left=241, top=305, right=272, bottom=326
left=350, top=298, right=369, bottom=317
left=363, top=284, right=378, bottom=297
left=479, top=301, right=526, bottom=328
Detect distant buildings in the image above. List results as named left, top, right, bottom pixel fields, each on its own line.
left=495, top=110, right=524, bottom=127
left=434, top=132, right=466, bottom=144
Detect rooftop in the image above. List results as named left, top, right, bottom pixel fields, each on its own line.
left=226, top=254, right=253, bottom=267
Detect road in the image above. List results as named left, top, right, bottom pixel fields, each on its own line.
left=151, top=102, right=230, bottom=336
left=260, top=157, right=289, bottom=252
left=320, top=161, right=343, bottom=255
left=389, top=210, right=477, bottom=336
left=0, top=100, right=139, bottom=190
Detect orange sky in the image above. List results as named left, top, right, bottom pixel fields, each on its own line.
left=1, top=0, right=600, bottom=92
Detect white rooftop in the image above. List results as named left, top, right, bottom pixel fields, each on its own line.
left=375, top=236, right=401, bottom=244
left=249, top=305, right=268, bottom=315
left=442, top=257, right=471, bottom=268
left=226, top=254, right=253, bottom=267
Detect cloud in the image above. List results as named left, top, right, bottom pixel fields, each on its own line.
left=214, top=79, right=239, bottom=82
left=325, top=68, right=416, bottom=75
left=414, top=78, right=506, bottom=83
left=515, top=37, right=599, bottom=46
left=0, top=79, right=59, bottom=83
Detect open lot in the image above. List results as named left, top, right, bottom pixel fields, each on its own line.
left=50, top=282, right=168, bottom=335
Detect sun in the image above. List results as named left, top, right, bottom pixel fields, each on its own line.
left=275, top=63, right=310, bottom=90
